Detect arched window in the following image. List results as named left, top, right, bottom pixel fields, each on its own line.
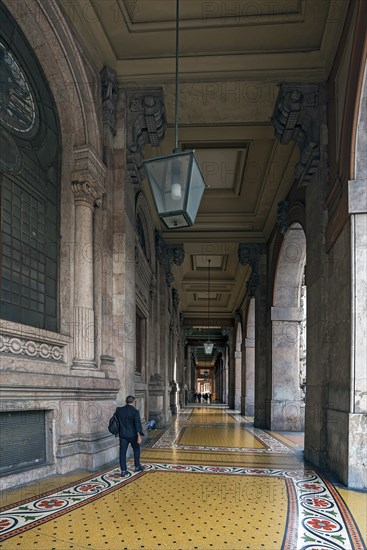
left=136, top=213, right=147, bottom=259
left=0, top=3, right=60, bottom=330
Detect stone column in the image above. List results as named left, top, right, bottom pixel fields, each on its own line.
left=269, top=307, right=305, bottom=430
left=238, top=244, right=267, bottom=427
left=71, top=147, right=106, bottom=371
left=241, top=297, right=255, bottom=417
left=223, top=328, right=235, bottom=408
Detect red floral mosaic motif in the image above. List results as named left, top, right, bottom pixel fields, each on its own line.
left=77, top=484, right=101, bottom=492
left=37, top=499, right=66, bottom=509
left=0, top=519, right=13, bottom=530
left=301, top=483, right=322, bottom=490
left=306, top=518, right=338, bottom=531
left=307, top=498, right=331, bottom=508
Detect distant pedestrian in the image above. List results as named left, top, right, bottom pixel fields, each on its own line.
left=115, top=395, right=145, bottom=477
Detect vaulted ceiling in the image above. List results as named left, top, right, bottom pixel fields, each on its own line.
left=62, top=0, right=348, bottom=352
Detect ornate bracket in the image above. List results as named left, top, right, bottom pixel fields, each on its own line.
left=271, top=83, right=323, bottom=187
left=238, top=243, right=261, bottom=297
left=100, top=65, right=118, bottom=136
left=126, top=89, right=167, bottom=184
left=277, top=200, right=289, bottom=235
left=155, top=231, right=185, bottom=287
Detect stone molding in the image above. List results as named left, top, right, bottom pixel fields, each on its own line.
left=348, top=179, right=367, bottom=214
left=71, top=146, right=106, bottom=207
left=272, top=83, right=323, bottom=187
left=0, top=321, right=71, bottom=362
left=100, top=65, right=118, bottom=136
left=271, top=307, right=303, bottom=322
left=126, top=88, right=167, bottom=184
left=238, top=243, right=261, bottom=297
left=0, top=334, right=65, bottom=361
left=245, top=337, right=255, bottom=348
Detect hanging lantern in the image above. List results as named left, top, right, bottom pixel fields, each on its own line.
left=144, top=150, right=206, bottom=229
left=143, top=0, right=207, bottom=229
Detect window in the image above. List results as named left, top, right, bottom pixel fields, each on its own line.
left=0, top=4, right=60, bottom=330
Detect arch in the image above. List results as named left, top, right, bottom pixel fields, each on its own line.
left=270, top=223, right=306, bottom=431
left=3, top=1, right=102, bottom=156
left=353, top=59, right=367, bottom=182
left=3, top=0, right=105, bottom=337
left=0, top=6, right=61, bottom=330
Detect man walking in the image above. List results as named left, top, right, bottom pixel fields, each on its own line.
left=115, top=395, right=145, bottom=477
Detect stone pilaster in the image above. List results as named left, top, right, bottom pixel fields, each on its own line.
left=71, top=147, right=106, bottom=370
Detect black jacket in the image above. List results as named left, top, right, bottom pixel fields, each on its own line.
left=115, top=404, right=144, bottom=439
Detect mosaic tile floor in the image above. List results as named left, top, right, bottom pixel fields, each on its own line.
left=0, top=406, right=366, bottom=549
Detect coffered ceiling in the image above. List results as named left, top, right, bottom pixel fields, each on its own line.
left=61, top=0, right=348, bottom=341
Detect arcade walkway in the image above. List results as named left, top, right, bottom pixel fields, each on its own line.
left=0, top=406, right=366, bottom=549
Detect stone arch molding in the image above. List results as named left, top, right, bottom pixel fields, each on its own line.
left=3, top=0, right=102, bottom=156
left=270, top=223, right=306, bottom=431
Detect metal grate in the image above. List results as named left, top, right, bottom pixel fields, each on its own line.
left=0, top=410, right=46, bottom=476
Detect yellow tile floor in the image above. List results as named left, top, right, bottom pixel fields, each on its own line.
left=0, top=406, right=366, bottom=550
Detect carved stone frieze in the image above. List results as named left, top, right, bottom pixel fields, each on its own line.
left=100, top=65, right=118, bottom=136
left=126, top=89, right=167, bottom=184
left=0, top=335, right=64, bottom=361
left=271, top=83, right=323, bottom=187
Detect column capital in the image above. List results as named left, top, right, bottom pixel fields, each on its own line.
left=72, top=146, right=106, bottom=208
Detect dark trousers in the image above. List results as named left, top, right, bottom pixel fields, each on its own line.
left=119, top=437, right=141, bottom=472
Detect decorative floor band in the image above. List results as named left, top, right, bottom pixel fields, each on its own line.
left=0, top=463, right=364, bottom=549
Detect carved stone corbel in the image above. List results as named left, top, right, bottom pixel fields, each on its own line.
left=100, top=65, right=118, bottom=136
left=126, top=89, right=167, bottom=184
left=271, top=83, right=323, bottom=187
left=155, top=231, right=185, bottom=287
left=277, top=200, right=289, bottom=235
left=238, top=243, right=261, bottom=297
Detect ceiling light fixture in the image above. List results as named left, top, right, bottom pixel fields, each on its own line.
left=143, top=0, right=207, bottom=230
left=204, top=258, right=214, bottom=355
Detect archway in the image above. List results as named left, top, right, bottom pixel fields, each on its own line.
left=270, top=223, right=306, bottom=430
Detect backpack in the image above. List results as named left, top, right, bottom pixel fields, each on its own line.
left=108, top=413, right=120, bottom=437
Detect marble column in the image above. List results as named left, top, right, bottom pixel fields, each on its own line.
left=71, top=147, right=106, bottom=370
left=269, top=307, right=305, bottom=430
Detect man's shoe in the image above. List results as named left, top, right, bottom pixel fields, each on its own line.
left=120, top=471, right=129, bottom=477
left=134, top=465, right=145, bottom=472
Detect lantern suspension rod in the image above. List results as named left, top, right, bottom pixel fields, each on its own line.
left=207, top=258, right=211, bottom=339
left=174, top=0, right=180, bottom=152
